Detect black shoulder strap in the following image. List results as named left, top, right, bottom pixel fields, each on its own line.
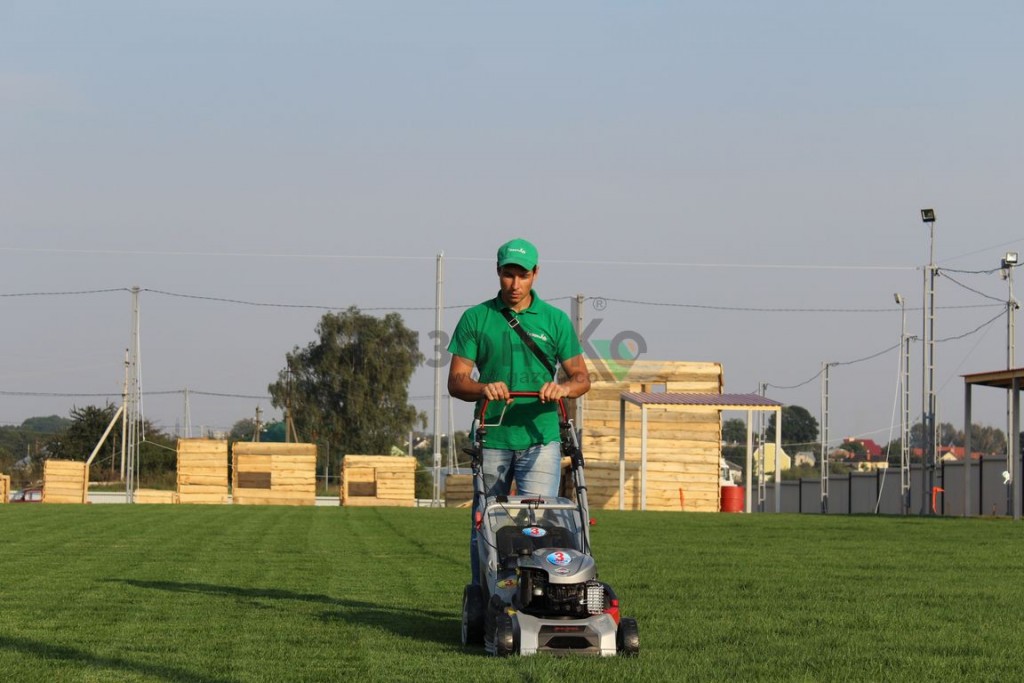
left=501, top=308, right=557, bottom=379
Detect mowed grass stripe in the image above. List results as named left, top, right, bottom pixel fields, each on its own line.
left=3, top=505, right=1024, bottom=681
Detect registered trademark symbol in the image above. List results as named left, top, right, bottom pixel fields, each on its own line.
left=592, top=297, right=607, bottom=311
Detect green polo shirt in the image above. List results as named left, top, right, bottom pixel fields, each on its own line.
left=448, top=290, right=582, bottom=450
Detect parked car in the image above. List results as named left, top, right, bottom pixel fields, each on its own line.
left=10, top=488, right=43, bottom=503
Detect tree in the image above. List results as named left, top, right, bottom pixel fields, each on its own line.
left=46, top=404, right=120, bottom=462
left=765, top=405, right=819, bottom=448
left=722, top=418, right=747, bottom=445
left=268, top=307, right=425, bottom=455
left=229, top=418, right=287, bottom=443
left=21, top=415, right=71, bottom=434
left=229, top=418, right=258, bottom=442
left=43, top=404, right=176, bottom=484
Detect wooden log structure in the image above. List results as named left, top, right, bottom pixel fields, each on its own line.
left=575, top=359, right=724, bottom=512
left=445, top=474, right=473, bottom=508
left=232, top=442, right=317, bottom=506
left=342, top=455, right=416, bottom=507
left=177, top=438, right=229, bottom=504
left=43, top=459, right=88, bottom=504
left=0, top=473, right=10, bottom=503
left=134, top=489, right=178, bottom=504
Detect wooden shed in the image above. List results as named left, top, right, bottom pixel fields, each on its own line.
left=576, top=359, right=724, bottom=512
left=444, top=473, right=473, bottom=508
left=1, top=473, right=10, bottom=503
left=342, top=455, right=416, bottom=506
left=43, top=459, right=88, bottom=503
left=176, top=438, right=230, bottom=504
left=232, top=442, right=317, bottom=506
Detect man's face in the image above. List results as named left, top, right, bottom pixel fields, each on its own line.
left=498, top=264, right=537, bottom=308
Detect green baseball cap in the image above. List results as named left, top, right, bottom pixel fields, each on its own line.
left=496, top=238, right=538, bottom=271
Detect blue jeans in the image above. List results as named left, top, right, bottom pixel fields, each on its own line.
left=470, top=442, right=562, bottom=585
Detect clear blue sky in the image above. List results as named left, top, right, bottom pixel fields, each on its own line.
left=2, top=1, right=1022, bottom=446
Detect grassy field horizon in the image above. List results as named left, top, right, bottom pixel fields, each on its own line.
left=2, top=505, right=1022, bottom=681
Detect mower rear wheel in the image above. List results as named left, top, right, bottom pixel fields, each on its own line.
left=617, top=617, right=640, bottom=656
left=461, top=584, right=485, bottom=646
left=494, top=613, right=517, bottom=657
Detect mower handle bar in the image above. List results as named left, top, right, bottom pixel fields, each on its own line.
left=477, top=391, right=570, bottom=425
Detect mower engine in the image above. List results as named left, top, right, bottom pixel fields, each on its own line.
left=515, top=549, right=608, bottom=618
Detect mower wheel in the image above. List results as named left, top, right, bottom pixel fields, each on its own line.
left=461, top=584, right=485, bottom=646
left=493, top=613, right=517, bottom=657
left=617, top=617, right=640, bottom=656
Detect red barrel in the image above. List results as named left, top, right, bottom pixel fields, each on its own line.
left=720, top=485, right=744, bottom=513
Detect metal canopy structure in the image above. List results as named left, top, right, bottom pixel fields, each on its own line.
left=963, top=368, right=1024, bottom=520
left=618, top=392, right=783, bottom=513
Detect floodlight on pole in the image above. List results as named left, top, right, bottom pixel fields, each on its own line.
left=921, top=208, right=936, bottom=223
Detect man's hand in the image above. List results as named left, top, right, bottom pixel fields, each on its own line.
left=483, top=381, right=513, bottom=403
left=538, top=381, right=570, bottom=403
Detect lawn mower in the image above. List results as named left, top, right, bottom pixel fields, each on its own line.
left=460, top=391, right=640, bottom=656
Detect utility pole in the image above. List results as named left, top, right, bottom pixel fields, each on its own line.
left=254, top=405, right=262, bottom=442
left=757, top=382, right=767, bottom=512
left=125, top=286, right=141, bottom=504
left=820, top=363, right=831, bottom=514
left=573, top=294, right=585, bottom=433
left=1003, top=252, right=1018, bottom=514
left=895, top=293, right=911, bottom=515
left=183, top=387, right=192, bottom=439
left=432, top=252, right=444, bottom=507
left=920, top=209, right=937, bottom=515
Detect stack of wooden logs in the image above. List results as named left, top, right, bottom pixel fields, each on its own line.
left=342, top=455, right=416, bottom=506
left=176, top=439, right=230, bottom=504
left=232, top=442, right=317, bottom=506
left=42, top=460, right=88, bottom=503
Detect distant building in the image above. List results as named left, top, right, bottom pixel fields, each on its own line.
left=754, top=443, right=791, bottom=475
left=840, top=437, right=889, bottom=471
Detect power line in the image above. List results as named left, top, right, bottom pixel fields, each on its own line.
left=766, top=311, right=1003, bottom=393
left=596, top=296, right=1000, bottom=314
left=938, top=272, right=1006, bottom=304
left=0, top=287, right=129, bottom=298
left=1, top=246, right=919, bottom=271
left=141, top=288, right=471, bottom=312
left=0, top=389, right=270, bottom=400
left=934, top=308, right=1006, bottom=343
left=0, top=286, right=1002, bottom=315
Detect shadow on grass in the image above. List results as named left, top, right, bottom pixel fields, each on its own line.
left=108, top=579, right=459, bottom=646
left=0, top=634, right=233, bottom=683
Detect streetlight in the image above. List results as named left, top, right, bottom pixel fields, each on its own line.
left=920, top=208, right=937, bottom=515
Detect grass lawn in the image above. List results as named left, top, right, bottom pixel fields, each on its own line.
left=2, top=505, right=1023, bottom=682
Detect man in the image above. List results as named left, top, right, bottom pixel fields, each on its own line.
left=447, top=238, right=590, bottom=582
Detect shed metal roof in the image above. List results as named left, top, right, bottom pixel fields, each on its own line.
left=619, top=392, right=782, bottom=408
left=962, top=367, right=1024, bottom=389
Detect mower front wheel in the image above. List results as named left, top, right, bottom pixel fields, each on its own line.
left=493, top=613, right=517, bottom=657
left=461, top=584, right=485, bottom=646
left=617, top=617, right=640, bottom=656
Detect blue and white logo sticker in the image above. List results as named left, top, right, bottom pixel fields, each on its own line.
left=523, top=527, right=547, bottom=538
left=546, top=551, right=572, bottom=566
